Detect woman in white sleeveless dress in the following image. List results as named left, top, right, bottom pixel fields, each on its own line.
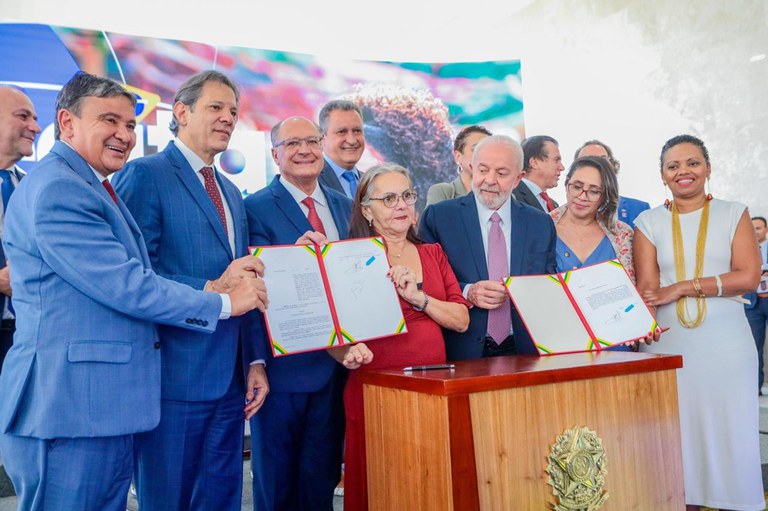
left=633, top=135, right=764, bottom=510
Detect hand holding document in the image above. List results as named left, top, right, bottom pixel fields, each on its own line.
left=504, top=260, right=661, bottom=355
left=251, top=237, right=407, bottom=357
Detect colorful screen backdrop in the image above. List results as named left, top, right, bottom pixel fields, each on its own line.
left=0, top=22, right=524, bottom=210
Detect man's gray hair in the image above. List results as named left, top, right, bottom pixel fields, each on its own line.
left=473, top=135, right=524, bottom=169
left=318, top=100, right=363, bottom=134
left=54, top=72, right=136, bottom=140
left=169, top=70, right=240, bottom=136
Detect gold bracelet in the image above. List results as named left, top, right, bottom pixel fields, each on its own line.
left=692, top=278, right=706, bottom=298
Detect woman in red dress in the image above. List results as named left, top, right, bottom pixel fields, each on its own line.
left=332, top=163, right=470, bottom=511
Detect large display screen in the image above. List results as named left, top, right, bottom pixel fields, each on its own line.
left=0, top=22, right=524, bottom=209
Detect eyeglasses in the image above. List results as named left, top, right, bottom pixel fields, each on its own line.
left=567, top=182, right=603, bottom=201
left=274, top=136, right=323, bottom=151
left=368, top=190, right=418, bottom=208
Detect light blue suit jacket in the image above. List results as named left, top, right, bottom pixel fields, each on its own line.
left=0, top=142, right=220, bottom=439
left=420, top=193, right=557, bottom=360
left=244, top=176, right=352, bottom=392
left=113, top=141, right=263, bottom=402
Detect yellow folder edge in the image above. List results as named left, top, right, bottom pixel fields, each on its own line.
left=272, top=341, right=287, bottom=355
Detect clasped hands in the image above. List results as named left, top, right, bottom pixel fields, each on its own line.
left=467, top=280, right=508, bottom=310
left=205, top=255, right=269, bottom=316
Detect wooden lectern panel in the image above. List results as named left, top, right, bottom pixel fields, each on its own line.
left=365, top=387, right=454, bottom=511
left=362, top=353, right=684, bottom=510
left=470, top=369, right=684, bottom=510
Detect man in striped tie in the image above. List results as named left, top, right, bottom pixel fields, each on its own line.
left=113, top=70, right=269, bottom=511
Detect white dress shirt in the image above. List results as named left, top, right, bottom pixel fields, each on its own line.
left=279, top=177, right=341, bottom=242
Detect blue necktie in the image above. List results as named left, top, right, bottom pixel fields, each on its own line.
left=341, top=170, right=358, bottom=199
left=0, top=170, right=15, bottom=213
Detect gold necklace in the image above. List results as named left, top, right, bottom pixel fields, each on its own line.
left=671, top=200, right=709, bottom=328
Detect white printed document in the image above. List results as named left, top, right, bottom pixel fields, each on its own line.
left=251, top=237, right=406, bottom=356
left=504, top=260, right=659, bottom=355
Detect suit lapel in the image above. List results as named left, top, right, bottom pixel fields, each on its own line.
left=118, top=198, right=151, bottom=266
left=166, top=145, right=231, bottom=256
left=52, top=142, right=147, bottom=264
left=508, top=199, right=528, bottom=275
left=217, top=173, right=241, bottom=258
left=319, top=161, right=344, bottom=194
left=459, top=193, right=489, bottom=280
left=516, top=182, right=545, bottom=211
left=321, top=185, right=349, bottom=239
left=270, top=176, right=312, bottom=235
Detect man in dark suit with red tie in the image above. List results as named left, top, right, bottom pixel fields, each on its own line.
left=113, top=70, right=269, bottom=511
left=245, top=116, right=352, bottom=511
left=0, top=86, right=40, bottom=372
left=513, top=135, right=564, bottom=212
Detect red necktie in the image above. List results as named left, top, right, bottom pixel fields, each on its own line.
left=201, top=167, right=228, bottom=235
left=301, top=197, right=326, bottom=236
left=102, top=180, right=118, bottom=204
left=540, top=191, right=556, bottom=212
left=487, top=212, right=511, bottom=344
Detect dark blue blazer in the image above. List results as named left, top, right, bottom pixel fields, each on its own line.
left=113, top=141, right=264, bottom=401
left=245, top=175, right=352, bottom=392
left=617, top=195, right=650, bottom=229
left=420, top=193, right=557, bottom=360
left=318, top=160, right=344, bottom=195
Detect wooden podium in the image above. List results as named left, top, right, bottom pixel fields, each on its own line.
left=360, top=351, right=685, bottom=510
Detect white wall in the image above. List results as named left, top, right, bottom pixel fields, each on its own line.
left=2, top=0, right=767, bottom=212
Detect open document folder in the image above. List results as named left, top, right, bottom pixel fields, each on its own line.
left=504, top=260, right=659, bottom=355
left=250, top=237, right=407, bottom=357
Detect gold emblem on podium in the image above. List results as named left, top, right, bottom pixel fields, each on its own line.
left=546, top=426, right=609, bottom=511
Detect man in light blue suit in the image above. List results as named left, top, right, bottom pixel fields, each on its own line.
left=421, top=135, right=557, bottom=360
left=575, top=140, right=650, bottom=228
left=0, top=72, right=266, bottom=511
left=112, top=71, right=269, bottom=511
left=246, top=117, right=352, bottom=511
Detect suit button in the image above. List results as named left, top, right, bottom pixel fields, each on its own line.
left=202, top=320, right=209, bottom=327
left=154, top=342, right=161, bottom=349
